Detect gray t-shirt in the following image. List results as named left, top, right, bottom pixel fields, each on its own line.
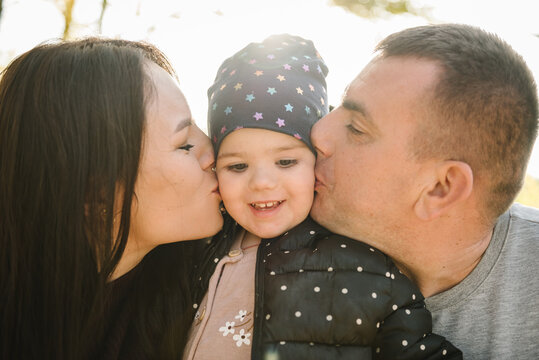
left=425, top=203, right=539, bottom=359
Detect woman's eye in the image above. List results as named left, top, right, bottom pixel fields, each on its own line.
left=179, top=143, right=194, bottom=151
left=346, top=124, right=364, bottom=135
left=278, top=159, right=297, bottom=167
left=227, top=163, right=247, bottom=172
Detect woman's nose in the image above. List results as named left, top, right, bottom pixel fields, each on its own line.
left=194, top=126, right=215, bottom=171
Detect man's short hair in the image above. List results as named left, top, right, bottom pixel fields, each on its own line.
left=376, top=24, right=539, bottom=220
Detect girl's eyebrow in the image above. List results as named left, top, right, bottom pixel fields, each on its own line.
left=218, top=143, right=306, bottom=160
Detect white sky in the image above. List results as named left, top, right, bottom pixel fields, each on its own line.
left=1, top=0, right=539, bottom=176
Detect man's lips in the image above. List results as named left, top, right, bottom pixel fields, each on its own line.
left=314, top=173, right=326, bottom=190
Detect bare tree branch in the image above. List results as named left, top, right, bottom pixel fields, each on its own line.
left=98, top=0, right=108, bottom=34
left=62, top=0, right=75, bottom=40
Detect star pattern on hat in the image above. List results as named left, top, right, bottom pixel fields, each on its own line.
left=208, top=34, right=329, bottom=155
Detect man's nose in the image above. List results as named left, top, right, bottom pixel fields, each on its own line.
left=311, top=112, right=335, bottom=158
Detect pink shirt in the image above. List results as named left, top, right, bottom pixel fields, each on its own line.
left=184, top=231, right=258, bottom=360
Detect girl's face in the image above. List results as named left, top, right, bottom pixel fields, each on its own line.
left=128, top=62, right=223, bottom=253
left=216, top=128, right=315, bottom=238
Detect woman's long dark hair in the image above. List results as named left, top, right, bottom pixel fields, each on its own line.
left=0, top=38, right=195, bottom=359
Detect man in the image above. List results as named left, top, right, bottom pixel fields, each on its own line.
left=311, top=24, right=539, bottom=359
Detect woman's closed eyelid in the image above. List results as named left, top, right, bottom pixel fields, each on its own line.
left=179, top=143, right=194, bottom=151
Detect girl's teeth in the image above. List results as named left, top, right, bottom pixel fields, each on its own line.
left=252, top=201, right=281, bottom=209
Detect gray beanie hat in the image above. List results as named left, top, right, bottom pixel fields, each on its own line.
left=208, top=33, right=329, bottom=154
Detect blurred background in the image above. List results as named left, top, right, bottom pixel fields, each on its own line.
left=1, top=0, right=538, bottom=207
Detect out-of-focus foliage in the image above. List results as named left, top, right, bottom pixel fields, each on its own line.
left=515, top=175, right=539, bottom=208
left=329, top=0, right=429, bottom=18
left=0, top=0, right=3, bottom=23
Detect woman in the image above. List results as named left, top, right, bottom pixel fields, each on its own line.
left=0, top=38, right=223, bottom=359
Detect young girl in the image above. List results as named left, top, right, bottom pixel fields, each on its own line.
left=185, top=34, right=462, bottom=360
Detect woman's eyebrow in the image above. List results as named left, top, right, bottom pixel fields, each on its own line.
left=174, top=118, right=192, bottom=133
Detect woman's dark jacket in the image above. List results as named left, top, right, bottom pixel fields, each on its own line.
left=194, top=216, right=462, bottom=360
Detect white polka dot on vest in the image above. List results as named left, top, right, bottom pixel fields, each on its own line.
left=357, top=266, right=363, bottom=272
left=392, top=304, right=398, bottom=311
left=266, top=314, right=271, bottom=320
left=372, top=292, right=377, bottom=299
left=284, top=250, right=290, bottom=254
left=340, top=244, right=347, bottom=248
left=385, top=272, right=391, bottom=277
left=402, top=340, right=408, bottom=346
left=213, top=258, right=219, bottom=263
left=281, top=285, right=287, bottom=291
left=309, top=230, right=315, bottom=235
left=420, top=344, right=426, bottom=351
left=405, top=309, right=411, bottom=315
left=270, top=271, right=276, bottom=275
left=314, top=286, right=320, bottom=292
left=356, top=318, right=362, bottom=325
left=298, top=269, right=304, bottom=273
left=326, top=315, right=333, bottom=321
left=328, top=266, right=333, bottom=272
left=341, top=288, right=348, bottom=294
left=280, top=341, right=286, bottom=345
left=193, top=303, right=198, bottom=309
left=295, top=311, right=301, bottom=317
left=443, top=349, right=447, bottom=355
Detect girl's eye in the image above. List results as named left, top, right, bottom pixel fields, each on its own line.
left=179, top=144, right=194, bottom=151
left=227, top=163, right=247, bottom=172
left=346, top=124, right=364, bottom=135
left=278, top=159, right=297, bottom=167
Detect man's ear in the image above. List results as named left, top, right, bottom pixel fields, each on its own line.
left=414, top=161, right=473, bottom=221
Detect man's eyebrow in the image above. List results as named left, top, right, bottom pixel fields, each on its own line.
left=174, top=118, right=192, bottom=133
left=341, top=99, right=378, bottom=131
left=342, top=99, right=369, bottom=118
